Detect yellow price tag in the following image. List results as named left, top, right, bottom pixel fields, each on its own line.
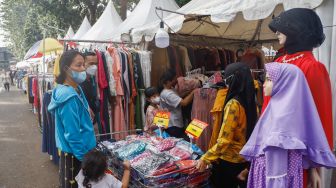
left=185, top=119, right=208, bottom=139
left=153, top=111, right=170, bottom=129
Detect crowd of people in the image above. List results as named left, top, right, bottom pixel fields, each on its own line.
left=47, top=8, right=335, bottom=188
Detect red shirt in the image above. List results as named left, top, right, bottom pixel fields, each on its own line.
left=262, top=51, right=334, bottom=149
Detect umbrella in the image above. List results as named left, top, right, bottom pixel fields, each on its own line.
left=24, top=38, right=63, bottom=60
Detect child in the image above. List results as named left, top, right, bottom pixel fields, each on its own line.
left=76, top=149, right=130, bottom=188
left=144, top=87, right=160, bottom=134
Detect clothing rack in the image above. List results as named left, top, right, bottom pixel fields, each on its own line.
left=251, top=69, right=265, bottom=73
left=60, top=39, right=139, bottom=45
left=205, top=70, right=225, bottom=74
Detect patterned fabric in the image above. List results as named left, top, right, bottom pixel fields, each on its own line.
left=264, top=62, right=281, bottom=83
left=168, top=147, right=192, bottom=160
left=155, top=138, right=177, bottom=152
left=247, top=150, right=303, bottom=188
left=209, top=88, right=228, bottom=148
left=145, top=105, right=158, bottom=132
left=201, top=99, right=247, bottom=164
left=59, top=151, right=81, bottom=188
left=115, top=141, right=147, bottom=160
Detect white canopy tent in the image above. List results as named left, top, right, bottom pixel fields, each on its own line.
left=81, top=0, right=122, bottom=41
left=131, top=0, right=323, bottom=43
left=16, top=61, right=31, bottom=69
left=111, top=0, right=179, bottom=41
left=73, top=16, right=91, bottom=39
left=64, top=26, right=75, bottom=39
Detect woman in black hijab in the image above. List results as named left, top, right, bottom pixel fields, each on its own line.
left=197, top=62, right=257, bottom=188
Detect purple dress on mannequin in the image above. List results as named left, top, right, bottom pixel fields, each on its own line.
left=240, top=63, right=336, bottom=188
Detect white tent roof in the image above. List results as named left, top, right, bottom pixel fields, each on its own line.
left=111, top=0, right=179, bottom=41
left=131, top=0, right=323, bottom=43
left=81, top=0, right=122, bottom=41
left=64, top=26, right=75, bottom=39
left=73, top=16, right=92, bottom=39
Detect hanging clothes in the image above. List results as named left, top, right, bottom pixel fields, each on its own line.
left=41, top=91, right=59, bottom=165
left=208, top=88, right=228, bottom=148
left=191, top=88, right=217, bottom=151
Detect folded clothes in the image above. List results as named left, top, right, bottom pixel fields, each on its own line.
left=115, top=141, right=147, bottom=160
left=168, top=147, right=192, bottom=160
left=132, top=151, right=171, bottom=175
left=155, top=138, right=178, bottom=152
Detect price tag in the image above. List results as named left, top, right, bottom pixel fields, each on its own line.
left=153, top=111, right=170, bottom=129
left=185, top=119, right=208, bottom=139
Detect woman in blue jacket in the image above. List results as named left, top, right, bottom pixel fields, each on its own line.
left=48, top=50, right=96, bottom=188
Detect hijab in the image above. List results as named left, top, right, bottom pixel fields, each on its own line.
left=224, top=62, right=257, bottom=140
left=269, top=8, right=325, bottom=54
left=240, top=63, right=336, bottom=169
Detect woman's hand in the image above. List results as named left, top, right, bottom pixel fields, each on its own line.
left=308, top=168, right=321, bottom=188
left=237, top=168, right=249, bottom=181
left=89, top=108, right=95, bottom=121
left=196, top=159, right=208, bottom=172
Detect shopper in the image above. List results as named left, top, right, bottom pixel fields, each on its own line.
left=158, top=69, right=195, bottom=139
left=265, top=8, right=333, bottom=187
left=144, top=87, right=160, bottom=134
left=48, top=50, right=96, bottom=188
left=76, top=149, right=130, bottom=188
left=196, top=63, right=257, bottom=188
left=3, top=73, right=10, bottom=92
left=81, top=52, right=99, bottom=124
left=240, top=63, right=336, bottom=188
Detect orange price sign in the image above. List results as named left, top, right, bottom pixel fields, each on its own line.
left=185, top=119, right=208, bottom=139
left=153, top=111, right=170, bottom=129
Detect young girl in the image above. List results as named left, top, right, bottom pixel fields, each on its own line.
left=144, top=87, right=160, bottom=134
left=240, top=63, right=336, bottom=188
left=76, top=149, right=130, bottom=188
left=197, top=63, right=258, bottom=188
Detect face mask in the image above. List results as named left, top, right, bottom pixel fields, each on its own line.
left=151, top=96, right=160, bottom=104
left=86, top=65, right=97, bottom=76
left=71, top=70, right=87, bottom=84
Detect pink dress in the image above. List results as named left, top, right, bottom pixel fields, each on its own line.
left=145, top=105, right=158, bottom=132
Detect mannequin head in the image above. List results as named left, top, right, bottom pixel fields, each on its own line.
left=269, top=8, right=325, bottom=54
left=263, top=73, right=273, bottom=96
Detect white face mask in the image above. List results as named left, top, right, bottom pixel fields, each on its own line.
left=86, top=65, right=97, bottom=76
left=151, top=96, right=160, bottom=104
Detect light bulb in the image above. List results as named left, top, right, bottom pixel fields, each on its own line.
left=155, top=21, right=169, bottom=48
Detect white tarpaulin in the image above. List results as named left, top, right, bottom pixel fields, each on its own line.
left=73, top=16, right=91, bottom=39
left=131, top=0, right=323, bottom=43
left=81, top=0, right=122, bottom=41
left=111, top=0, right=179, bottom=41
left=64, top=26, right=75, bottom=39
left=16, top=61, right=30, bottom=69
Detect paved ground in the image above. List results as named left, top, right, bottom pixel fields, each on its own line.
left=0, top=86, right=58, bottom=188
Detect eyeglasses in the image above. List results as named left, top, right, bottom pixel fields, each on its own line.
left=224, top=74, right=234, bottom=86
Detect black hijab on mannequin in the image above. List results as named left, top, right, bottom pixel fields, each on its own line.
left=224, top=62, right=257, bottom=140
left=269, top=8, right=325, bottom=54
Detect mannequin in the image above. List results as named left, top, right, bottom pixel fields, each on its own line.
left=241, top=63, right=336, bottom=188
left=263, top=8, right=334, bottom=187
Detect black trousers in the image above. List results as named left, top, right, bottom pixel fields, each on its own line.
left=210, top=159, right=248, bottom=188
left=4, top=83, right=9, bottom=91
left=165, top=126, right=190, bottom=141
left=59, top=151, right=81, bottom=188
